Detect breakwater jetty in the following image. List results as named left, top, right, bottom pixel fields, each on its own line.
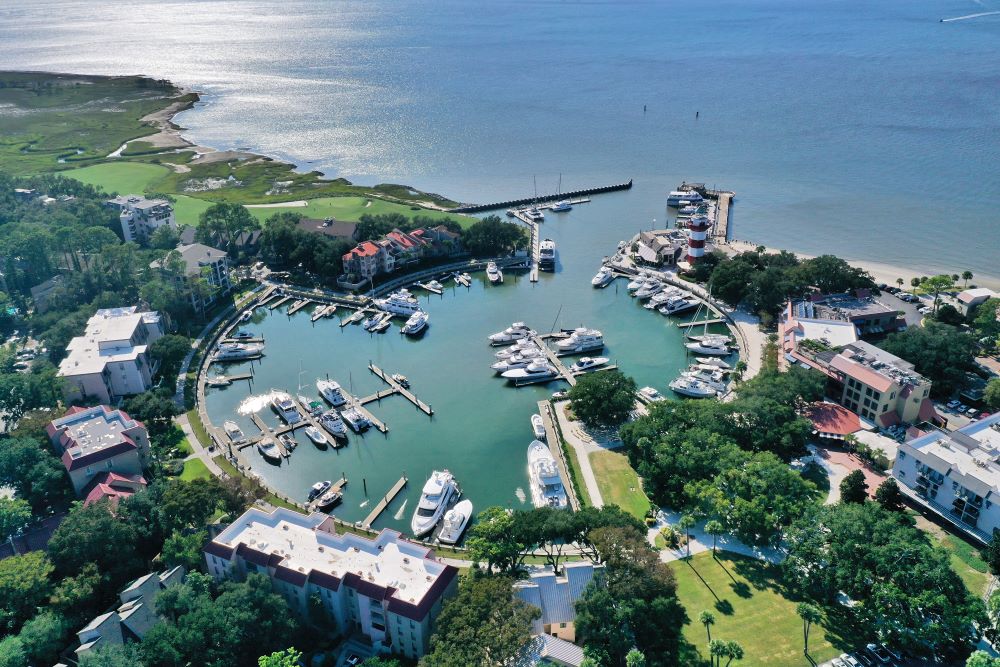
left=448, top=179, right=633, bottom=213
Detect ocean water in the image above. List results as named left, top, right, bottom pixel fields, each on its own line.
left=1, top=0, right=999, bottom=277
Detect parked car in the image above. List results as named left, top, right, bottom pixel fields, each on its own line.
left=947, top=399, right=961, bottom=410
left=840, top=654, right=861, bottom=667
left=12, top=361, right=30, bottom=371
left=866, top=643, right=892, bottom=664
left=967, top=407, right=979, bottom=417
left=853, top=651, right=875, bottom=667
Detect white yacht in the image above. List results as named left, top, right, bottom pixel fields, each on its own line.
left=213, top=342, right=264, bottom=361
left=304, top=426, right=329, bottom=447
left=495, top=339, right=540, bottom=359
left=539, top=239, right=556, bottom=271
left=531, top=414, right=546, bottom=440
left=627, top=272, right=651, bottom=291
left=486, top=262, right=503, bottom=284
left=319, top=410, right=348, bottom=439
left=659, top=296, right=700, bottom=316
left=647, top=288, right=682, bottom=307
left=667, top=190, right=704, bottom=206
left=411, top=470, right=460, bottom=537
left=315, top=488, right=343, bottom=510
left=257, top=437, right=282, bottom=462
left=223, top=420, right=246, bottom=444
left=591, top=266, right=614, bottom=288
left=571, top=356, right=609, bottom=373
left=362, top=312, right=384, bottom=330
left=270, top=392, right=302, bottom=424
left=555, top=328, right=604, bottom=354
left=426, top=279, right=444, bottom=291
left=697, top=357, right=732, bottom=369
left=669, top=376, right=719, bottom=398
left=371, top=318, right=391, bottom=333
left=206, top=375, right=232, bottom=387
left=317, top=379, right=347, bottom=407
left=502, top=360, right=559, bottom=383
left=489, top=322, right=533, bottom=345
left=298, top=394, right=324, bottom=417
left=527, top=440, right=569, bottom=509
left=525, top=208, right=544, bottom=222
left=401, top=310, right=429, bottom=335
left=309, top=480, right=332, bottom=501
left=683, top=366, right=729, bottom=392
left=437, top=499, right=473, bottom=544
left=491, top=350, right=545, bottom=373
left=340, top=407, right=371, bottom=433
left=550, top=200, right=572, bottom=212
left=638, top=386, right=667, bottom=402
left=678, top=204, right=700, bottom=215
left=239, top=310, right=253, bottom=322
left=684, top=335, right=732, bottom=356
left=634, top=280, right=664, bottom=300
left=375, top=290, right=421, bottom=316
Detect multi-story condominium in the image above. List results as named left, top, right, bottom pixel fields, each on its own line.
left=342, top=241, right=387, bottom=281
left=75, top=566, right=186, bottom=660
left=46, top=405, right=150, bottom=499
left=57, top=307, right=164, bottom=404
left=894, top=413, right=1000, bottom=544
left=150, top=243, right=232, bottom=312
left=107, top=195, right=176, bottom=244
left=513, top=562, right=602, bottom=643
left=203, top=507, right=459, bottom=660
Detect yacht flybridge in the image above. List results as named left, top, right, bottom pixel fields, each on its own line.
left=527, top=440, right=569, bottom=509
left=411, top=470, right=460, bottom=537
left=555, top=328, right=604, bottom=354
left=489, top=322, right=533, bottom=345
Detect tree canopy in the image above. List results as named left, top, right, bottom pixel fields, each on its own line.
left=568, top=369, right=639, bottom=428
left=881, top=320, right=977, bottom=397
left=462, top=215, right=528, bottom=257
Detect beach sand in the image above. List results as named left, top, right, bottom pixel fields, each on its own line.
left=718, top=240, right=1000, bottom=292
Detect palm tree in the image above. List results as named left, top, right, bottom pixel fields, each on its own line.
left=709, top=639, right=728, bottom=667
left=910, top=277, right=922, bottom=290
left=678, top=514, right=696, bottom=558
left=699, top=610, right=716, bottom=644
left=724, top=641, right=744, bottom=666
left=963, top=270, right=974, bottom=287
left=705, top=520, right=724, bottom=556
left=797, top=602, right=822, bottom=656
left=896, top=277, right=904, bottom=291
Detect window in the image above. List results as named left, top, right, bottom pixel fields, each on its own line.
left=559, top=623, right=567, bottom=629
left=898, top=470, right=906, bottom=478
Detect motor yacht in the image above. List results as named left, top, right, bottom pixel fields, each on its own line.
left=627, top=272, right=651, bottom=291
left=667, top=189, right=704, bottom=206
left=539, top=239, right=556, bottom=271
left=362, top=312, right=383, bottom=330
left=257, top=437, right=282, bottom=462
left=309, top=480, right=332, bottom=501
left=502, top=360, right=559, bottom=383
left=437, top=499, right=473, bottom=544
left=634, top=281, right=664, bottom=300
left=531, top=413, right=546, bottom=440
left=270, top=392, right=302, bottom=424
left=486, top=262, right=503, bottom=284
left=298, top=394, right=324, bottom=417
left=684, top=335, right=732, bottom=356
left=411, top=470, right=460, bottom=537
left=489, top=322, right=533, bottom=345
left=426, top=279, right=444, bottom=291
left=669, top=376, right=719, bottom=398
left=571, top=356, right=609, bottom=373
left=495, top=339, right=540, bottom=359
left=647, top=288, right=682, bottom=307
left=206, top=375, right=232, bottom=387
left=213, top=342, right=264, bottom=361
left=375, top=290, right=421, bottom=316
left=696, top=357, right=732, bottom=369
left=527, top=440, right=569, bottom=509
left=683, top=366, right=729, bottom=392
left=315, top=488, right=343, bottom=511
left=554, top=328, right=604, bottom=354
left=591, top=266, right=614, bottom=288
left=304, top=426, right=329, bottom=448
left=491, top=350, right=546, bottom=373
left=550, top=200, right=572, bottom=212
left=371, top=318, right=391, bottom=333
left=401, top=310, right=429, bottom=335
left=318, top=410, right=348, bottom=439
left=658, top=296, right=700, bottom=316
left=223, top=420, right=246, bottom=444
left=638, top=386, right=667, bottom=402
left=278, top=433, right=297, bottom=452
left=678, top=204, right=700, bottom=215
left=340, top=407, right=371, bottom=433
left=317, top=379, right=347, bottom=407
left=525, top=208, right=544, bottom=222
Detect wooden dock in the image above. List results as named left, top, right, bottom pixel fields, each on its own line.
left=449, top=178, right=631, bottom=213
left=712, top=191, right=734, bottom=241
left=339, top=387, right=388, bottom=434
left=537, top=401, right=580, bottom=511
left=362, top=476, right=408, bottom=528
left=287, top=299, right=312, bottom=315
left=269, top=295, right=291, bottom=310
left=527, top=333, right=577, bottom=387
left=226, top=372, right=254, bottom=383
left=340, top=307, right=369, bottom=327
left=311, top=304, right=336, bottom=322
left=368, top=364, right=434, bottom=416
left=684, top=317, right=726, bottom=327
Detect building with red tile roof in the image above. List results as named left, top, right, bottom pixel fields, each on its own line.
left=82, top=471, right=148, bottom=507
left=804, top=402, right=863, bottom=440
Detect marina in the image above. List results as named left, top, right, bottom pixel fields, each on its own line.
left=361, top=475, right=408, bottom=528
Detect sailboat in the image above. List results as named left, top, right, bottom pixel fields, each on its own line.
left=550, top=173, right=572, bottom=212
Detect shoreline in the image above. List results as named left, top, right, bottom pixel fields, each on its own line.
left=717, top=239, right=1000, bottom=292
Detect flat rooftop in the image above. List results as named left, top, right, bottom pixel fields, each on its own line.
left=904, top=414, right=1000, bottom=495
left=50, top=406, right=139, bottom=458
left=58, top=307, right=158, bottom=377
left=797, top=294, right=895, bottom=322
left=213, top=508, right=448, bottom=605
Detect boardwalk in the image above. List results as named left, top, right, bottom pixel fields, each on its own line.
left=449, top=179, right=631, bottom=213
left=362, top=476, right=408, bottom=528
left=287, top=299, right=312, bottom=315
left=368, top=364, right=434, bottom=416
left=711, top=191, right=734, bottom=241
left=537, top=401, right=580, bottom=511
left=269, top=295, right=291, bottom=310
left=527, top=333, right=577, bottom=387
left=339, top=386, right=388, bottom=433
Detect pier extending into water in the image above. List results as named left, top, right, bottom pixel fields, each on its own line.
left=537, top=401, right=581, bottom=511
left=449, top=179, right=632, bottom=213
left=367, top=364, right=434, bottom=416
left=362, top=475, right=408, bottom=528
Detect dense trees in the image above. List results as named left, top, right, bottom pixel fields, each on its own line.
left=150, top=334, right=192, bottom=384
left=421, top=574, right=539, bottom=667
left=568, top=369, right=638, bottom=427
left=0, top=551, right=53, bottom=632
left=258, top=212, right=352, bottom=280
left=462, top=215, right=528, bottom=257
left=195, top=203, right=259, bottom=257
left=783, top=503, right=985, bottom=659
left=881, top=320, right=977, bottom=397
left=0, top=437, right=71, bottom=513
left=839, top=470, right=868, bottom=504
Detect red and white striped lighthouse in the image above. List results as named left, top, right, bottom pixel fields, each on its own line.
left=686, top=214, right=710, bottom=263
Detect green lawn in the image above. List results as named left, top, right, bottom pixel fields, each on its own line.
left=589, top=449, right=651, bottom=520
left=939, top=534, right=991, bottom=596
left=179, top=458, right=211, bottom=481
left=60, top=161, right=172, bottom=195
left=244, top=196, right=474, bottom=227
left=672, top=553, right=844, bottom=666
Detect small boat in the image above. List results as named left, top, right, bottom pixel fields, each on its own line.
left=411, top=470, right=460, bottom=537
left=426, top=279, right=444, bottom=291
left=371, top=318, right=391, bottom=333
left=502, top=360, right=559, bottom=383
left=340, top=407, right=371, bottom=433
left=678, top=204, right=699, bottom=215
left=669, top=376, right=719, bottom=398
left=298, top=394, right=324, bottom=416
left=461, top=272, right=471, bottom=282
left=239, top=310, right=253, bottom=322
left=206, top=375, right=231, bottom=387
left=527, top=440, right=569, bottom=509
left=550, top=200, right=572, bottom=213
left=309, top=480, right=332, bottom=501
left=401, top=310, right=429, bottom=335
left=278, top=433, right=297, bottom=453
left=591, top=266, right=614, bottom=288
left=270, top=392, right=302, bottom=424
left=223, top=420, right=246, bottom=444
left=638, top=386, right=667, bottom=402
left=304, top=426, right=329, bottom=447
left=363, top=312, right=389, bottom=331
left=391, top=374, right=410, bottom=388
left=317, top=379, right=347, bottom=407
left=539, top=239, right=556, bottom=271
left=697, top=357, right=732, bottom=369
left=531, top=414, right=546, bottom=440
left=318, top=410, right=348, bottom=439
left=489, top=322, right=533, bottom=345
left=486, top=262, right=503, bottom=284
left=554, top=328, right=604, bottom=354
left=257, top=437, right=282, bottom=462
left=571, top=356, right=609, bottom=373
left=667, top=189, right=704, bottom=206
left=315, top=488, right=343, bottom=510
left=437, top=499, right=473, bottom=544
left=232, top=331, right=255, bottom=339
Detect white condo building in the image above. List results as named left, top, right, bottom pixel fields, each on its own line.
left=107, top=195, right=176, bottom=244
left=894, top=413, right=1000, bottom=544
left=203, top=507, right=459, bottom=660
left=57, top=307, right=164, bottom=404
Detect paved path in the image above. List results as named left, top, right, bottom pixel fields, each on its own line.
left=177, top=413, right=224, bottom=477
left=647, top=510, right=785, bottom=565
left=554, top=402, right=607, bottom=507
left=805, top=444, right=847, bottom=504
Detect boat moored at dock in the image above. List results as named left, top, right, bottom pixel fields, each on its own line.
left=669, top=376, right=719, bottom=398
left=502, top=360, right=559, bottom=384
left=401, top=310, right=429, bottom=335
left=212, top=342, right=264, bottom=361
left=340, top=406, right=371, bottom=433
left=308, top=480, right=332, bottom=501
left=638, top=386, right=667, bottom=402
left=489, top=322, right=533, bottom=345
left=257, top=437, right=282, bottom=462
left=486, top=262, right=503, bottom=284
left=317, top=379, right=347, bottom=407
left=223, top=420, right=246, bottom=444
left=318, top=410, right=348, bottom=439
left=375, top=289, right=421, bottom=316
left=411, top=470, right=460, bottom=537
left=304, top=426, right=330, bottom=448
left=591, top=266, right=614, bottom=288
left=270, top=391, right=302, bottom=424
left=531, top=414, right=546, bottom=440
left=684, top=334, right=733, bottom=356
left=550, top=200, right=572, bottom=212
left=667, top=189, right=704, bottom=206
left=539, top=239, right=556, bottom=271
left=554, top=327, right=604, bottom=354
left=437, top=499, right=473, bottom=544
left=527, top=440, right=568, bottom=509
left=571, top=356, right=609, bottom=373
